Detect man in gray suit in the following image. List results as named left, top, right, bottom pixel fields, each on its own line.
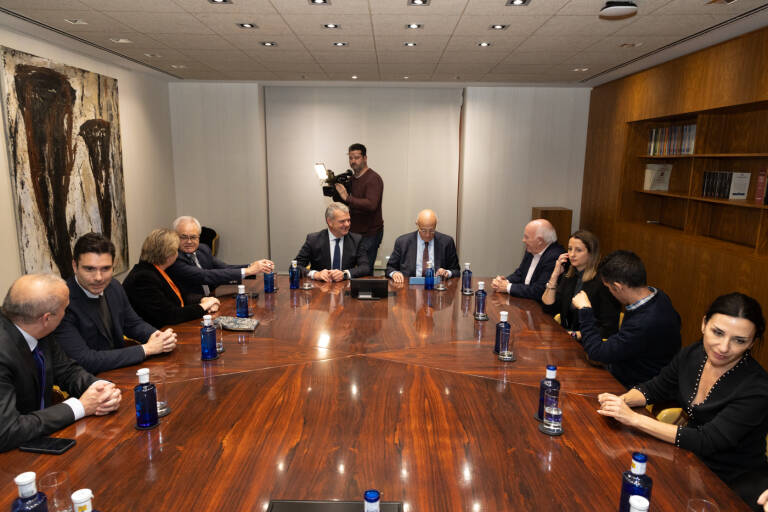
left=0, top=274, right=121, bottom=452
left=386, top=209, right=461, bottom=284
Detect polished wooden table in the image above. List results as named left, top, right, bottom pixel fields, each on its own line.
left=0, top=277, right=750, bottom=511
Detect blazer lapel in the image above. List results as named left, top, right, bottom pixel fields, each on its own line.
left=104, top=283, right=122, bottom=347
left=3, top=316, right=43, bottom=402
left=409, top=232, right=420, bottom=276
left=320, top=230, right=332, bottom=270
left=342, top=235, right=355, bottom=270
left=73, top=286, right=111, bottom=342
left=433, top=234, right=442, bottom=270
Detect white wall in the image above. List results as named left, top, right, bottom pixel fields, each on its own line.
left=0, top=22, right=176, bottom=292
left=169, top=83, right=269, bottom=266
left=458, top=87, right=591, bottom=276
left=264, top=86, right=463, bottom=270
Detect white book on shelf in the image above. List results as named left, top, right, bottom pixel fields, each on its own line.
left=644, top=163, right=673, bottom=191
left=728, top=172, right=751, bottom=200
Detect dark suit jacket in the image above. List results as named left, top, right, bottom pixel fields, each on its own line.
left=295, top=230, right=371, bottom=278
left=0, top=313, right=97, bottom=452
left=506, top=242, right=565, bottom=301
left=386, top=231, right=461, bottom=278
left=55, top=277, right=157, bottom=375
left=166, top=244, right=245, bottom=302
left=123, top=261, right=206, bottom=327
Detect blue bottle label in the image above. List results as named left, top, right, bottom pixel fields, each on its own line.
left=618, top=472, right=652, bottom=512
left=201, top=325, right=217, bottom=360
left=537, top=379, right=560, bottom=420
left=264, top=273, right=275, bottom=293
left=462, top=269, right=472, bottom=290
left=134, top=383, right=159, bottom=428
left=475, top=290, right=486, bottom=315
left=235, top=293, right=249, bottom=318
left=289, top=267, right=300, bottom=289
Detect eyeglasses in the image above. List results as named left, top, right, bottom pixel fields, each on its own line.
left=179, top=235, right=200, bottom=241
left=418, top=228, right=436, bottom=235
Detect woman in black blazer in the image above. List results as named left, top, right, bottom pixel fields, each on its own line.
left=598, top=293, right=768, bottom=511
left=123, top=229, right=220, bottom=327
left=541, top=230, right=621, bottom=339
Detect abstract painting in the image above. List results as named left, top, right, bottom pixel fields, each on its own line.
left=0, top=47, right=128, bottom=277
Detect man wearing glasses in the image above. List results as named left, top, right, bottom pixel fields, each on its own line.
left=167, top=216, right=274, bottom=302
left=386, top=209, right=460, bottom=284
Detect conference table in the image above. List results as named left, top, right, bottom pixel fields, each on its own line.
left=0, top=276, right=751, bottom=511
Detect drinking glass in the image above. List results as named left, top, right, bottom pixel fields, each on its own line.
left=39, top=471, right=73, bottom=512
left=155, top=369, right=170, bottom=417
left=539, top=389, right=563, bottom=435
left=216, top=321, right=225, bottom=353
left=686, top=499, right=719, bottom=512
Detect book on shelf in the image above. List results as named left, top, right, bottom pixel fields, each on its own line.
left=644, top=163, right=672, bottom=191
left=728, top=172, right=751, bottom=200
left=758, top=170, right=768, bottom=204
left=647, top=123, right=696, bottom=156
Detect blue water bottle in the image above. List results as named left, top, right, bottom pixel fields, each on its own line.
left=11, top=472, right=48, bottom=512
left=235, top=284, right=249, bottom=318
left=289, top=259, right=300, bottom=289
left=495, top=311, right=514, bottom=361
left=461, top=262, right=473, bottom=295
left=363, top=489, right=380, bottom=512
left=474, top=281, right=488, bottom=320
left=134, top=368, right=159, bottom=429
left=618, top=453, right=653, bottom=512
left=264, top=271, right=275, bottom=293
left=201, top=314, right=217, bottom=361
left=536, top=365, right=560, bottom=421
left=424, top=261, right=435, bottom=290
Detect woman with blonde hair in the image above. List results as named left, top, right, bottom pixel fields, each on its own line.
left=123, top=229, right=220, bottom=327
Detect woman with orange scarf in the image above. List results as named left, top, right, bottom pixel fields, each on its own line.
left=123, top=229, right=220, bottom=327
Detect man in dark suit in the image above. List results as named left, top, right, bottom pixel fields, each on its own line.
left=167, top=216, right=274, bottom=302
left=386, top=209, right=461, bottom=284
left=295, top=202, right=371, bottom=282
left=0, top=274, right=122, bottom=452
left=55, top=233, right=177, bottom=374
left=491, top=219, right=565, bottom=302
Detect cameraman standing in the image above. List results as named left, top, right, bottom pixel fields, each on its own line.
left=334, top=143, right=383, bottom=274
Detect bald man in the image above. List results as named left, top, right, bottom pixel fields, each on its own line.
left=491, top=219, right=565, bottom=302
left=0, top=274, right=121, bottom=452
left=386, top=209, right=461, bottom=284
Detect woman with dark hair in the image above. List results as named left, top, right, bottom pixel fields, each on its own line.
left=541, top=230, right=621, bottom=338
left=597, top=292, right=768, bottom=511
left=123, top=229, right=220, bottom=327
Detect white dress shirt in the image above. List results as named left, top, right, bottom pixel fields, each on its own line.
left=507, top=243, right=551, bottom=293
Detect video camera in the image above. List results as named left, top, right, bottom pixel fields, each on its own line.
left=315, top=163, right=354, bottom=199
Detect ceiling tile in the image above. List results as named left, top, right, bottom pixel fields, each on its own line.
left=479, top=73, right=552, bottom=82
left=76, top=31, right=168, bottom=49
left=318, top=62, right=379, bottom=73
left=170, top=70, right=228, bottom=79
left=615, top=14, right=732, bottom=37
left=172, top=0, right=278, bottom=14
left=298, top=34, right=376, bottom=51
left=282, top=14, right=373, bottom=36
left=583, top=34, right=679, bottom=54
left=8, top=9, right=134, bottom=33
left=80, top=0, right=185, bottom=12
left=0, top=0, right=90, bottom=10
left=379, top=73, right=433, bottom=81
left=105, top=11, right=214, bottom=34
left=452, top=14, right=550, bottom=37
left=377, top=50, right=442, bottom=64
left=271, top=0, right=369, bottom=15
left=262, top=60, right=323, bottom=72
left=150, top=33, right=236, bottom=49
left=496, top=51, right=576, bottom=66
left=369, top=0, right=469, bottom=15
left=192, top=12, right=292, bottom=35
left=374, top=34, right=450, bottom=52
left=311, top=50, right=378, bottom=64
left=444, top=34, right=526, bottom=52
left=326, top=72, right=382, bottom=80
left=180, top=48, right=260, bottom=67
left=433, top=60, right=495, bottom=74
left=557, top=53, right=627, bottom=69
left=221, top=70, right=280, bottom=80
left=243, top=49, right=316, bottom=63
left=111, top=47, right=190, bottom=62
left=379, top=63, right=439, bottom=74
left=430, top=72, right=484, bottom=81
left=464, top=0, right=568, bottom=16
left=514, top=33, right=603, bottom=52
left=486, top=62, right=553, bottom=74
left=533, top=14, right=636, bottom=36
left=371, top=14, right=461, bottom=35
left=274, top=71, right=330, bottom=80
left=652, top=0, right=768, bottom=15
left=557, top=0, right=671, bottom=16
left=439, top=52, right=507, bottom=65
left=224, top=33, right=306, bottom=50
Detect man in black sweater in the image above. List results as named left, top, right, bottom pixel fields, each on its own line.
left=572, top=250, right=681, bottom=388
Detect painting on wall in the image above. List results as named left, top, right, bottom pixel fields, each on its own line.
left=0, top=47, right=128, bottom=278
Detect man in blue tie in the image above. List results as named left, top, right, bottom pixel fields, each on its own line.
left=0, top=274, right=122, bottom=452
left=295, top=202, right=371, bottom=282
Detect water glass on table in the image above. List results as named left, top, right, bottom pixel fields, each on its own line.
left=686, top=499, right=719, bottom=512
left=38, top=471, right=73, bottom=512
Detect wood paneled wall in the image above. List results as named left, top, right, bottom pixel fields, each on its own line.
left=580, top=27, right=768, bottom=366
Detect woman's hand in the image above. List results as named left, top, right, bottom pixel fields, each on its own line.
left=551, top=253, right=570, bottom=281
left=597, top=393, right=640, bottom=426
left=757, top=489, right=768, bottom=511
left=571, top=290, right=592, bottom=309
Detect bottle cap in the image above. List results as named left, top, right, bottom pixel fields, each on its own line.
left=630, top=452, right=648, bottom=475
left=14, top=472, right=36, bottom=498
left=499, top=311, right=508, bottom=322
left=464, top=262, right=470, bottom=269
left=545, top=365, right=557, bottom=379
left=291, top=259, right=297, bottom=267
left=363, top=489, right=380, bottom=503
left=478, top=281, right=485, bottom=290
left=136, top=368, right=150, bottom=384
left=628, top=495, right=649, bottom=512
left=203, top=314, right=213, bottom=326
left=238, top=284, right=245, bottom=294
left=71, top=489, right=94, bottom=510
left=427, top=260, right=433, bottom=268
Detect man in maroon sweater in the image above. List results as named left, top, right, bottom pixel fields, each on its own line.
left=334, top=143, right=384, bottom=273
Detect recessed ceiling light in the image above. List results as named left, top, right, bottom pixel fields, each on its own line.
left=323, top=23, right=339, bottom=28
left=143, top=53, right=162, bottom=58
left=351, top=75, right=358, bottom=79
left=261, top=41, right=278, bottom=47
left=409, top=0, right=430, bottom=5
left=505, top=0, right=530, bottom=5
left=619, top=42, right=643, bottom=48
left=599, top=1, right=638, bottom=18
left=573, top=67, right=589, bottom=72
left=238, top=23, right=257, bottom=29
left=208, top=0, right=231, bottom=3
left=478, top=42, right=491, bottom=47
left=310, top=0, right=330, bottom=4
left=406, top=23, right=422, bottom=29
left=490, top=24, right=507, bottom=30
left=333, top=42, right=348, bottom=46
left=404, top=42, right=417, bottom=47
left=64, top=18, right=88, bottom=25
left=170, top=64, right=187, bottom=69
left=403, top=76, right=409, bottom=80
left=109, top=38, right=133, bottom=44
